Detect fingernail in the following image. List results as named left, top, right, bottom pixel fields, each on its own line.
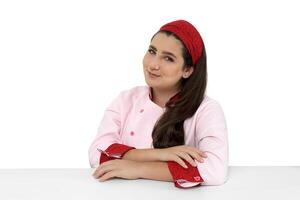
left=184, top=165, right=188, bottom=168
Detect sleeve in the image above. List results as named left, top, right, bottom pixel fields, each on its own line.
left=167, top=100, right=228, bottom=188
left=99, top=143, right=135, bottom=164
left=167, top=161, right=204, bottom=188
left=195, top=101, right=229, bottom=186
left=88, top=92, right=134, bottom=168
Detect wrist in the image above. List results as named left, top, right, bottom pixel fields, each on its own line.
left=123, top=148, right=161, bottom=162
left=136, top=161, right=146, bottom=179
left=149, top=148, right=161, bottom=161
left=135, top=161, right=173, bottom=181
left=122, top=148, right=136, bottom=159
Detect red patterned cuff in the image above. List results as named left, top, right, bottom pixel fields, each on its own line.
left=167, top=161, right=204, bottom=188
left=99, top=152, right=115, bottom=164
left=98, top=143, right=135, bottom=164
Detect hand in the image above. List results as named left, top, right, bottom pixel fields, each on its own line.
left=92, top=159, right=141, bottom=182
left=156, top=145, right=208, bottom=168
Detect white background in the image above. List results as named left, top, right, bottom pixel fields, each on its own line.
left=0, top=0, right=299, bottom=168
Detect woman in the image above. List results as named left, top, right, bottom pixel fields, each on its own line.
left=89, top=20, right=228, bottom=188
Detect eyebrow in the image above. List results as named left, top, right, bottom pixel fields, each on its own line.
left=149, top=45, right=177, bottom=59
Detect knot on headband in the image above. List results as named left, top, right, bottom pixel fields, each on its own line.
left=159, top=20, right=204, bottom=66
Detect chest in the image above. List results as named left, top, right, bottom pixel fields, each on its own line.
left=120, top=105, right=163, bottom=148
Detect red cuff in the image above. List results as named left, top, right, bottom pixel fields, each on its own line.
left=99, top=143, right=135, bottom=164
left=167, top=161, right=204, bottom=188
left=99, top=151, right=115, bottom=164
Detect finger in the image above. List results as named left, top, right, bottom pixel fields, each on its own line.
left=92, top=165, right=104, bottom=177
left=93, top=165, right=113, bottom=179
left=183, top=146, right=208, bottom=159
left=92, top=167, right=102, bottom=177
left=92, top=168, right=98, bottom=177
left=198, top=151, right=208, bottom=158
left=176, top=152, right=197, bottom=167
left=173, top=156, right=188, bottom=168
left=93, top=167, right=106, bottom=179
left=186, top=151, right=205, bottom=163
left=187, top=146, right=208, bottom=157
left=99, top=171, right=116, bottom=182
left=92, top=160, right=118, bottom=177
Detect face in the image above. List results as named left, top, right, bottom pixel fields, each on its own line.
left=143, top=32, right=193, bottom=92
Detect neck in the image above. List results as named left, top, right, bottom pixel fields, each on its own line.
left=151, top=87, right=180, bottom=108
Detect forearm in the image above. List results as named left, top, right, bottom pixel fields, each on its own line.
left=122, top=149, right=173, bottom=182
left=138, top=161, right=173, bottom=182
left=123, top=148, right=159, bottom=162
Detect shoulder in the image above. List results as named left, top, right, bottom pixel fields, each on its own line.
left=201, top=95, right=222, bottom=108
left=193, top=95, right=228, bottom=139
left=109, top=85, right=149, bottom=106
left=106, top=85, right=149, bottom=110
left=118, top=85, right=149, bottom=100
left=195, top=95, right=226, bottom=119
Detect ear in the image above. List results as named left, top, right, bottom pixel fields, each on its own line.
left=182, top=66, right=194, bottom=79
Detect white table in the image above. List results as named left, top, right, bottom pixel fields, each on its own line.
left=0, top=167, right=299, bottom=200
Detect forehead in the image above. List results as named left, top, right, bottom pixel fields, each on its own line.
left=150, top=32, right=183, bottom=55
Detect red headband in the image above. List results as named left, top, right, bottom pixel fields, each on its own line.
left=159, top=20, right=204, bottom=66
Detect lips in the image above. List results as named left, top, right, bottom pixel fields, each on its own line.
left=148, top=71, right=160, bottom=77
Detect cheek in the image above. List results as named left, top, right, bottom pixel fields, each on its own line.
left=143, top=54, right=149, bottom=67
left=165, top=65, right=182, bottom=76
left=162, top=66, right=184, bottom=83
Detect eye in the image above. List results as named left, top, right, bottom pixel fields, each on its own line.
left=164, top=56, right=174, bottom=62
left=148, top=49, right=155, bottom=55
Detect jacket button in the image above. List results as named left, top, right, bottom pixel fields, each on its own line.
left=139, top=109, right=144, bottom=113
left=130, top=131, right=135, bottom=136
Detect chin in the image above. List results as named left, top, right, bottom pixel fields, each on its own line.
left=144, top=78, right=153, bottom=86
left=144, top=77, right=157, bottom=88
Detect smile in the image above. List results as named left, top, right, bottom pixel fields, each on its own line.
left=148, top=71, right=161, bottom=78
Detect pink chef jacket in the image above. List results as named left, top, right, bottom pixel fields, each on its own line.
left=88, top=85, right=229, bottom=188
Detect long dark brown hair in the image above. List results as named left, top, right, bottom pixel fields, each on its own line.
left=152, top=30, right=207, bottom=148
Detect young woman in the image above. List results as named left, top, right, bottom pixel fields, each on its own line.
left=89, top=20, right=228, bottom=188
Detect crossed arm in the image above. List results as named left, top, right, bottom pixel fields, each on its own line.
left=92, top=144, right=207, bottom=186
left=94, top=158, right=173, bottom=182
left=89, top=96, right=228, bottom=188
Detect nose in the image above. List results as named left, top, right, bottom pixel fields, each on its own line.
left=148, top=56, right=160, bottom=71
